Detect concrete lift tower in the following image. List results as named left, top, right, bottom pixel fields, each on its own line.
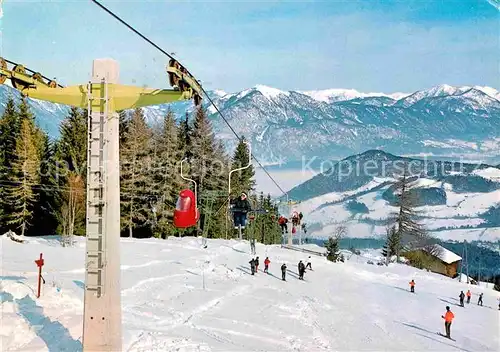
left=0, top=57, right=202, bottom=351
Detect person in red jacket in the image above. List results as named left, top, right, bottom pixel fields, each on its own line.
left=441, top=306, right=455, bottom=339
left=409, top=279, right=415, bottom=293
left=278, top=216, right=288, bottom=234
left=264, top=257, right=270, bottom=273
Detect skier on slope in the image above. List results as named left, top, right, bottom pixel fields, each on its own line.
left=441, top=306, right=455, bottom=339
left=254, top=256, right=260, bottom=273
left=298, top=260, right=305, bottom=280
left=264, top=257, right=270, bottom=273
left=466, top=289, right=471, bottom=304
left=459, top=291, right=465, bottom=307
left=409, top=279, right=415, bottom=293
left=477, top=293, right=483, bottom=306
left=305, top=256, right=312, bottom=270
left=249, top=258, right=256, bottom=275
left=281, top=263, right=287, bottom=281
left=250, top=238, right=256, bottom=255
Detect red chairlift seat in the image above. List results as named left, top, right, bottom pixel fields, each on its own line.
left=173, top=189, right=200, bottom=228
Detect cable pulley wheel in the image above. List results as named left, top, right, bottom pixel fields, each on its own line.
left=48, top=80, right=57, bottom=88
left=32, top=72, right=44, bottom=83
left=11, top=64, right=28, bottom=90
left=0, top=58, right=7, bottom=85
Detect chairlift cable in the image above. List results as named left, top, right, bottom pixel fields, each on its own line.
left=90, top=0, right=288, bottom=198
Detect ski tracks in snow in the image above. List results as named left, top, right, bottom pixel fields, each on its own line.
left=161, top=284, right=251, bottom=328
left=126, top=332, right=212, bottom=352
left=277, top=296, right=332, bottom=351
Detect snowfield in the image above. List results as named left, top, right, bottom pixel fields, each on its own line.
left=293, top=171, right=500, bottom=241
left=1, top=235, right=499, bottom=352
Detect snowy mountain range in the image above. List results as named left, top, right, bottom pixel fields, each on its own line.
left=285, top=150, right=500, bottom=243
left=1, top=83, right=499, bottom=165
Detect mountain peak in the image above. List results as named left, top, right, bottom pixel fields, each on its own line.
left=233, top=84, right=290, bottom=100
left=298, top=88, right=409, bottom=103
left=345, top=149, right=400, bottom=162
left=253, top=84, right=290, bottom=99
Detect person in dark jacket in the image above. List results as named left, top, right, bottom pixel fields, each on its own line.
left=459, top=291, right=465, bottom=307
left=232, top=192, right=252, bottom=229
left=298, top=260, right=305, bottom=280
left=281, top=263, right=287, bottom=281
left=254, top=256, right=260, bottom=273
left=249, top=258, right=256, bottom=275
left=478, top=293, right=483, bottom=306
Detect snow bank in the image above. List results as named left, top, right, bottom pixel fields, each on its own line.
left=472, top=167, right=500, bottom=182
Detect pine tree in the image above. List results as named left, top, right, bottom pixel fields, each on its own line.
left=0, top=144, right=3, bottom=225
left=183, top=107, right=233, bottom=238
left=230, top=136, right=255, bottom=197
left=382, top=225, right=400, bottom=265
left=325, top=236, right=340, bottom=262
left=0, top=96, right=21, bottom=231
left=0, top=96, right=21, bottom=167
left=325, top=225, right=346, bottom=262
left=56, top=107, right=88, bottom=177
left=391, top=167, right=425, bottom=261
left=30, top=133, right=59, bottom=236
left=179, top=112, right=193, bottom=160
left=6, top=116, right=41, bottom=236
left=54, top=107, right=88, bottom=237
left=150, top=109, right=183, bottom=237
left=120, top=108, right=153, bottom=237
left=58, top=172, right=85, bottom=246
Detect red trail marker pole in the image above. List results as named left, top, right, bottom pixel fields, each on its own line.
left=34, top=253, right=44, bottom=298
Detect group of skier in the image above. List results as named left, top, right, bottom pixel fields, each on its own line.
left=231, top=193, right=308, bottom=238
left=407, top=280, right=491, bottom=340
left=278, top=211, right=306, bottom=235
left=248, top=255, right=313, bottom=281
left=458, top=289, right=484, bottom=307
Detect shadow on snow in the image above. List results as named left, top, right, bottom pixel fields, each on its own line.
left=15, top=295, right=82, bottom=352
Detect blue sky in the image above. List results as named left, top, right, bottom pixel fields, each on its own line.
left=1, top=0, right=499, bottom=93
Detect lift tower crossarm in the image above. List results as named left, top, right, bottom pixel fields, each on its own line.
left=0, top=57, right=201, bottom=109
left=21, top=84, right=188, bottom=110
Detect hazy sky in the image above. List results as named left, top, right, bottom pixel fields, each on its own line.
left=1, top=0, right=499, bottom=93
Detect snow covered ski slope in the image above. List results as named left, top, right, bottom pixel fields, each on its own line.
left=1, top=235, right=499, bottom=351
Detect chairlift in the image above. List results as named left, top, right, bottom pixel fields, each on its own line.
left=226, top=140, right=252, bottom=239
left=173, top=158, right=200, bottom=228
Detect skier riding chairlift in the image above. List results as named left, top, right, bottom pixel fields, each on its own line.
left=231, top=192, right=252, bottom=230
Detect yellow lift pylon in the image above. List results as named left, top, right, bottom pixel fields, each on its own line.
left=0, top=56, right=202, bottom=352
left=0, top=57, right=202, bottom=109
